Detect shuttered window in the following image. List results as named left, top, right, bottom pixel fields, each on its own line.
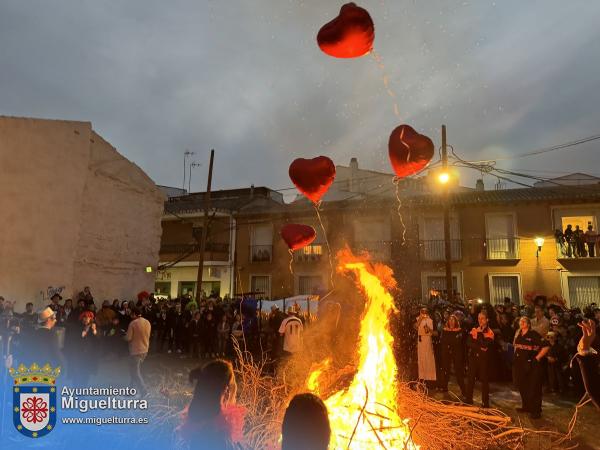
left=568, top=276, right=600, bottom=308
left=298, top=276, right=323, bottom=295
left=250, top=275, right=271, bottom=299
left=490, top=275, right=520, bottom=304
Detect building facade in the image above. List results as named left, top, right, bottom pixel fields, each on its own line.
left=157, top=160, right=600, bottom=307
left=0, top=116, right=165, bottom=309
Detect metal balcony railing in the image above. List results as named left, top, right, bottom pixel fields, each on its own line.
left=160, top=242, right=229, bottom=254
left=418, top=239, right=462, bottom=261
left=294, top=244, right=324, bottom=262
left=485, top=237, right=520, bottom=260
left=352, top=241, right=393, bottom=261
left=249, top=245, right=273, bottom=263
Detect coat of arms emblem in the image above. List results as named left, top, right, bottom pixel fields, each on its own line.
left=10, top=362, right=60, bottom=438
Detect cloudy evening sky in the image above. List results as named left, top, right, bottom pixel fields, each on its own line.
left=1, top=0, right=599, bottom=194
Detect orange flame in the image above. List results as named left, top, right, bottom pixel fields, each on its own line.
left=309, top=250, right=418, bottom=449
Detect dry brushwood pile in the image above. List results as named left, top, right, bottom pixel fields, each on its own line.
left=232, top=338, right=574, bottom=450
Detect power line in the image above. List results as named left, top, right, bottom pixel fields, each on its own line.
left=477, top=133, right=600, bottom=162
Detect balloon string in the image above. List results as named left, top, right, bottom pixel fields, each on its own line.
left=314, top=202, right=335, bottom=289
left=371, top=49, right=401, bottom=119
left=393, top=177, right=406, bottom=246
left=288, top=249, right=294, bottom=275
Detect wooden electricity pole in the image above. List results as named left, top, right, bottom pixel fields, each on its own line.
left=441, top=125, right=454, bottom=300
left=195, top=149, right=214, bottom=303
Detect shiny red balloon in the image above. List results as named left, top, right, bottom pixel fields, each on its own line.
left=281, top=224, right=317, bottom=251
left=317, top=3, right=374, bottom=58
left=289, top=156, right=336, bottom=203
left=388, top=125, right=434, bottom=178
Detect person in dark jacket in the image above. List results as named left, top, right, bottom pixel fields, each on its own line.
left=465, top=311, right=494, bottom=408
left=32, top=307, right=64, bottom=369
left=575, top=319, right=599, bottom=409
left=513, top=316, right=550, bottom=419
left=438, top=314, right=466, bottom=396
left=72, top=310, right=99, bottom=386
left=167, top=302, right=185, bottom=353
left=188, top=311, right=202, bottom=358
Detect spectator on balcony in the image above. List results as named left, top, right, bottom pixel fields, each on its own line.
left=585, top=224, right=597, bottom=258
left=563, top=224, right=575, bottom=257
left=574, top=225, right=586, bottom=257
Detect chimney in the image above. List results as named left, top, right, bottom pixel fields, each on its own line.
left=475, top=179, right=484, bottom=191
left=350, top=158, right=359, bottom=192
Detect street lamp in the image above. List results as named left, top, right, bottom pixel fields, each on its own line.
left=535, top=237, right=545, bottom=257
left=438, top=171, right=450, bottom=184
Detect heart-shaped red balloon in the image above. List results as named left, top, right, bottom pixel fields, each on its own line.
left=281, top=224, right=317, bottom=251
left=317, top=3, right=374, bottom=59
left=388, top=125, right=434, bottom=178
left=289, top=156, right=336, bottom=203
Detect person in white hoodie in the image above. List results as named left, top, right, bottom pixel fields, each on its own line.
left=125, top=306, right=151, bottom=397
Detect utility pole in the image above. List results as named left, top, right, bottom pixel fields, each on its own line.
left=195, top=150, right=214, bottom=303
left=441, top=125, right=453, bottom=300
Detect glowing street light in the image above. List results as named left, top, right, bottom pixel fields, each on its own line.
left=438, top=171, right=450, bottom=184
left=535, top=237, right=545, bottom=257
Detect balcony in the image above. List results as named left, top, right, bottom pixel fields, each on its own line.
left=418, top=239, right=462, bottom=261
left=556, top=242, right=600, bottom=260
left=294, top=244, right=324, bottom=263
left=249, top=245, right=273, bottom=263
left=485, top=237, right=520, bottom=260
left=353, top=241, right=393, bottom=261
left=159, top=242, right=230, bottom=261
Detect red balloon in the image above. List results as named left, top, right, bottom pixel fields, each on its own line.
left=388, top=125, right=434, bottom=178
left=317, top=3, right=374, bottom=59
left=289, top=156, right=336, bottom=203
left=281, top=224, right=317, bottom=251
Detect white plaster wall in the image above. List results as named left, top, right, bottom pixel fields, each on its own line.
left=71, top=132, right=164, bottom=302
left=0, top=116, right=164, bottom=310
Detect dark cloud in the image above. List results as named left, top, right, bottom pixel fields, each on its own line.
left=1, top=0, right=599, bottom=192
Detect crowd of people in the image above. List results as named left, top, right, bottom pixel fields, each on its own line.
left=409, top=294, right=600, bottom=419
left=555, top=222, right=598, bottom=258
left=0, top=288, right=598, bottom=448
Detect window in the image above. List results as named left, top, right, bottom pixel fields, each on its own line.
left=201, top=281, right=221, bottom=298
left=556, top=215, right=597, bottom=258
left=489, top=274, right=521, bottom=304
left=250, top=224, right=273, bottom=262
left=421, top=272, right=463, bottom=300
left=295, top=224, right=324, bottom=262
left=178, top=281, right=196, bottom=298
left=567, top=276, right=600, bottom=308
left=250, top=275, right=271, bottom=299
left=419, top=215, right=461, bottom=261
left=154, top=282, right=171, bottom=298
left=353, top=218, right=392, bottom=260
left=298, top=275, right=323, bottom=295
left=485, top=213, right=519, bottom=259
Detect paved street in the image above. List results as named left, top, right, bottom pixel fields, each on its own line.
left=95, top=354, right=600, bottom=449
